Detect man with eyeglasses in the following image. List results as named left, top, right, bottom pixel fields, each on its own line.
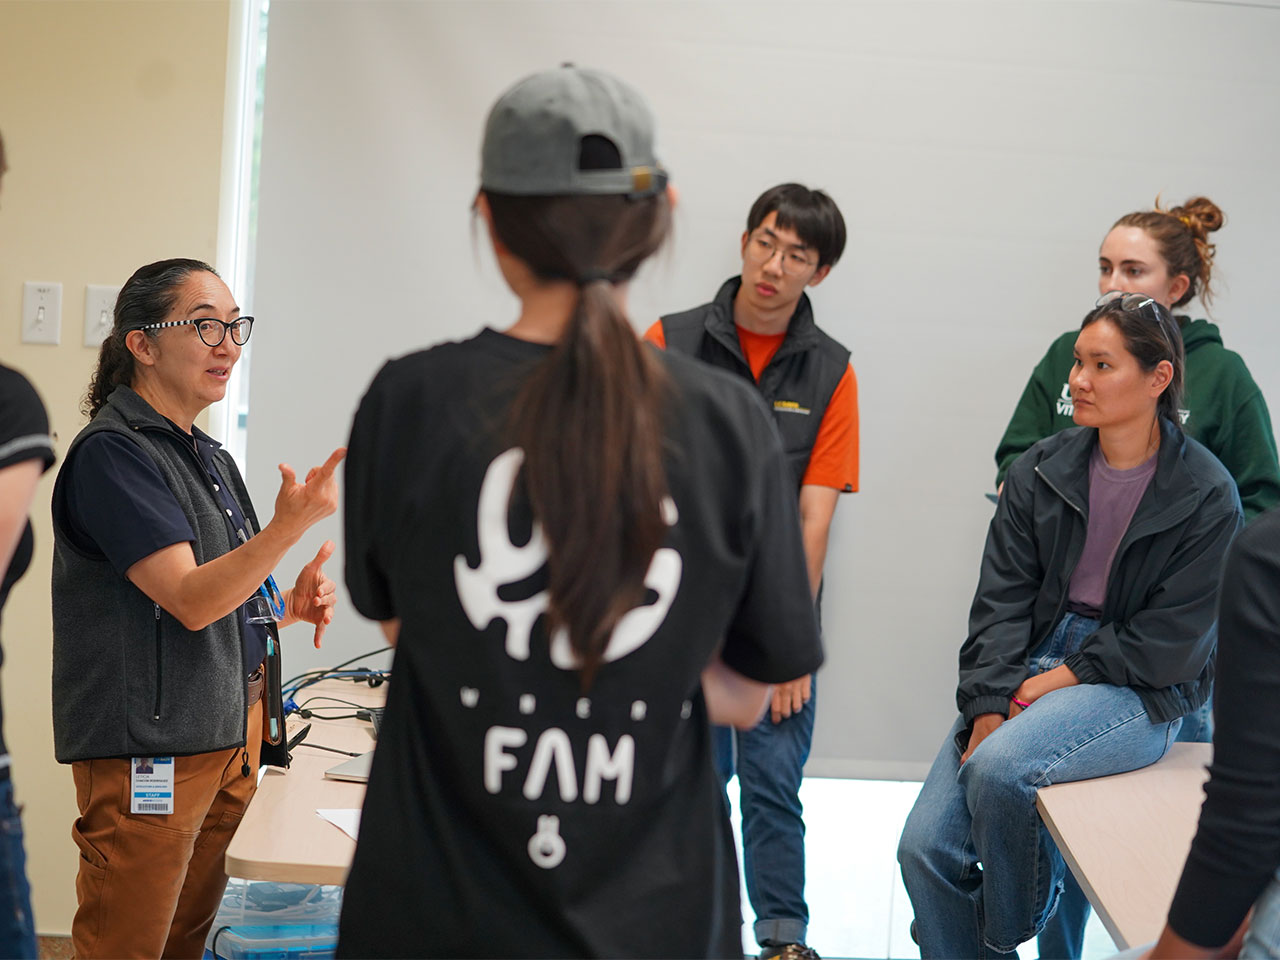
left=644, top=183, right=857, bottom=960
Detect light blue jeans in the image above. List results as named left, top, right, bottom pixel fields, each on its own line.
left=898, top=614, right=1182, bottom=958
left=1238, top=865, right=1280, bottom=959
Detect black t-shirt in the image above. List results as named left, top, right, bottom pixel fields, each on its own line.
left=338, top=329, right=822, bottom=959
left=0, top=365, right=56, bottom=758
left=57, top=423, right=269, bottom=672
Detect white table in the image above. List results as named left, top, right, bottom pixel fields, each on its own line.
left=1036, top=742, right=1212, bottom=949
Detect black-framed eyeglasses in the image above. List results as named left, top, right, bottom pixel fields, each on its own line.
left=744, top=234, right=816, bottom=275
left=138, top=316, right=255, bottom=347
left=1094, top=291, right=1172, bottom=328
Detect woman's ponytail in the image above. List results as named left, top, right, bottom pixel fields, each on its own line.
left=488, top=191, right=672, bottom=686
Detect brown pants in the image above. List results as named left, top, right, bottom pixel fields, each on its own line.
left=70, top=697, right=263, bottom=959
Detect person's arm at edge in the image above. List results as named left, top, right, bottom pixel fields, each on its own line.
left=0, top=461, right=43, bottom=578
left=378, top=619, right=400, bottom=647
left=1154, top=514, right=1280, bottom=955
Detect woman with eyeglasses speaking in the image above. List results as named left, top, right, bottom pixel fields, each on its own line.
left=49, top=259, right=345, bottom=959
left=897, top=293, right=1242, bottom=959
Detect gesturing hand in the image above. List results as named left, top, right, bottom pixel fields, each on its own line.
left=288, top=540, right=338, bottom=648
left=273, top=447, right=346, bottom=543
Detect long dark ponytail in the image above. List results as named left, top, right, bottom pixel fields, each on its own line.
left=83, top=258, right=218, bottom=418
left=486, top=191, right=672, bottom=686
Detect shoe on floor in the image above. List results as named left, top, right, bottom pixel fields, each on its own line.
left=759, top=944, right=820, bottom=960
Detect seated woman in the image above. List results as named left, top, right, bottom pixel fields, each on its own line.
left=898, top=291, right=1242, bottom=959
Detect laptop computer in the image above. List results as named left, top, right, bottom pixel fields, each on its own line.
left=323, top=750, right=373, bottom=783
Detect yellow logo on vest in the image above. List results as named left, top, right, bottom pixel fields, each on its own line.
left=773, top=400, right=811, bottom=415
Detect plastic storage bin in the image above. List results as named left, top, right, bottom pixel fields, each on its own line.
left=203, top=880, right=343, bottom=960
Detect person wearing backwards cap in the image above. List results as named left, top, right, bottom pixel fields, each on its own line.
left=337, top=65, right=823, bottom=958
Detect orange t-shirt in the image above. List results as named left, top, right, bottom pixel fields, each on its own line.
left=643, top=320, right=859, bottom=492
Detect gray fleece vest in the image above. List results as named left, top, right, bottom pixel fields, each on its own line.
left=52, top=387, right=255, bottom=763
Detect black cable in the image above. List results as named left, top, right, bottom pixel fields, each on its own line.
left=286, top=668, right=391, bottom=700
left=283, top=647, right=392, bottom=688
left=298, top=742, right=363, bottom=757
left=297, top=695, right=367, bottom=711
left=212, top=925, right=232, bottom=960
left=299, top=711, right=363, bottom=721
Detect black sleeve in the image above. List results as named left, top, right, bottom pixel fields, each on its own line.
left=344, top=365, right=396, bottom=622
left=957, top=451, right=1045, bottom=723
left=718, top=397, right=824, bottom=684
left=0, top=366, right=55, bottom=473
left=62, top=432, right=194, bottom=574
left=1167, top=508, right=1280, bottom=948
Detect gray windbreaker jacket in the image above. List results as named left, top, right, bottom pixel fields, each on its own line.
left=958, top=418, right=1242, bottom=733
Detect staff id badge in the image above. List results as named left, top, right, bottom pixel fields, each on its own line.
left=130, top=757, right=175, bottom=814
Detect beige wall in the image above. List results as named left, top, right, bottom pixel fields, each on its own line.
left=0, top=0, right=230, bottom=933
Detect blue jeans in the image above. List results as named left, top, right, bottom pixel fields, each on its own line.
left=714, top=674, right=816, bottom=948
left=1241, top=864, right=1280, bottom=958
left=0, top=774, right=37, bottom=959
left=898, top=614, right=1181, bottom=958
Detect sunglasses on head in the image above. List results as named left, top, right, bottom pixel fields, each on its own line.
left=1094, top=291, right=1173, bottom=327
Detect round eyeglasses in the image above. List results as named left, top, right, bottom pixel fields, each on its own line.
left=137, top=316, right=255, bottom=347
left=744, top=234, right=816, bottom=276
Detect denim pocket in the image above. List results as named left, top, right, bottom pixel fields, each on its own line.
left=1028, top=613, right=1101, bottom=676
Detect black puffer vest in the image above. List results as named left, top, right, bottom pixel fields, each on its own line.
left=660, top=277, right=851, bottom=491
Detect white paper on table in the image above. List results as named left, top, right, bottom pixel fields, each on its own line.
left=317, top=808, right=361, bottom=841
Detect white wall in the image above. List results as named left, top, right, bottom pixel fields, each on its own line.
left=250, top=0, right=1280, bottom=779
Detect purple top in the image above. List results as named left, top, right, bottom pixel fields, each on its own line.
left=1067, top=444, right=1158, bottom=616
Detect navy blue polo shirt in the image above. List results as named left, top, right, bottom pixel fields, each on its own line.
left=60, top=421, right=269, bottom=674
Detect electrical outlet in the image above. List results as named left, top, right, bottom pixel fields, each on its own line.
left=22, top=281, right=62, bottom=345
left=84, top=284, right=119, bottom=348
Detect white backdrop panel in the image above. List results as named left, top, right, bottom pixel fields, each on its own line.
left=249, top=0, right=1280, bottom=779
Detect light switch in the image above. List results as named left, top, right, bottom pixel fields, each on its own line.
left=84, top=284, right=119, bottom=348
left=22, top=281, right=62, bottom=345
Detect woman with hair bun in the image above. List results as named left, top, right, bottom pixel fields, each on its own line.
left=900, top=293, right=1242, bottom=960
left=996, top=196, right=1280, bottom=520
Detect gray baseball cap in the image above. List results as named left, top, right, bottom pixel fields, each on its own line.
left=480, top=65, right=667, bottom=198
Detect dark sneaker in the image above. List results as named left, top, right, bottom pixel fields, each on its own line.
left=760, top=944, right=820, bottom=960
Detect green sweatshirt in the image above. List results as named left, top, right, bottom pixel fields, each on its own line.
left=994, top=318, right=1280, bottom=519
